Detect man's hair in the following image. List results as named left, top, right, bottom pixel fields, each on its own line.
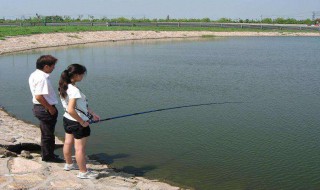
left=36, top=55, right=58, bottom=70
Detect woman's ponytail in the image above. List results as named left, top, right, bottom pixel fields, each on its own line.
left=58, top=64, right=87, bottom=99
left=58, top=70, right=71, bottom=99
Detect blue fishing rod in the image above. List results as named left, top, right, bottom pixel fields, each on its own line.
left=89, top=101, right=243, bottom=124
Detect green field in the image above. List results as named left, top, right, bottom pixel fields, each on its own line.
left=0, top=25, right=316, bottom=40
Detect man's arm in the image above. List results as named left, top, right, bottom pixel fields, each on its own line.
left=35, top=95, right=57, bottom=115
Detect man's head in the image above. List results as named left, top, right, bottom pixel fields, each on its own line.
left=36, top=55, right=58, bottom=73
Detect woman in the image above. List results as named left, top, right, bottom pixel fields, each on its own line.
left=58, top=64, right=100, bottom=179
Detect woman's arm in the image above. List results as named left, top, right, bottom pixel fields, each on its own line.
left=88, top=108, right=100, bottom=121
left=67, top=98, right=89, bottom=127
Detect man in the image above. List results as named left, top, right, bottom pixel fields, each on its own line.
left=29, top=55, right=63, bottom=162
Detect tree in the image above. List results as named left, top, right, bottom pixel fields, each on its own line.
left=88, top=15, right=94, bottom=21
left=77, top=15, right=83, bottom=21
left=201, top=17, right=211, bottom=22
left=44, top=15, right=64, bottom=23
left=274, top=17, right=286, bottom=24
left=217, top=18, right=232, bottom=23
left=285, top=18, right=297, bottom=24
left=101, top=16, right=109, bottom=22
left=63, top=15, right=72, bottom=22
left=261, top=18, right=273, bottom=24
left=111, top=17, right=130, bottom=23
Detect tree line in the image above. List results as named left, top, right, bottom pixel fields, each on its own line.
left=0, top=15, right=319, bottom=26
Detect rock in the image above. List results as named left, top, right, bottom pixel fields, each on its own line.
left=8, top=137, right=16, bottom=143
left=20, top=150, right=33, bottom=159
left=12, top=173, right=46, bottom=189
left=0, top=147, right=17, bottom=158
left=0, top=147, right=7, bottom=154
left=9, top=157, right=42, bottom=173
left=0, top=176, right=7, bottom=183
left=0, top=108, right=63, bottom=151
left=30, top=153, right=41, bottom=158
left=4, top=151, right=17, bottom=158
left=50, top=179, right=83, bottom=189
left=0, top=148, right=182, bottom=190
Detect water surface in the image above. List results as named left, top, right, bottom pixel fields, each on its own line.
left=1, top=37, right=320, bottom=189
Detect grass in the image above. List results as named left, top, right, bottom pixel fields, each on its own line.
left=0, top=25, right=317, bottom=39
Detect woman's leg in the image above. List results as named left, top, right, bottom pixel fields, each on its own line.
left=63, top=133, right=74, bottom=164
left=74, top=137, right=88, bottom=172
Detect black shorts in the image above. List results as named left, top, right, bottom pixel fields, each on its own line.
left=63, top=117, right=91, bottom=139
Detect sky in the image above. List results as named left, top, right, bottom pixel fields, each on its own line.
left=0, top=0, right=319, bottom=20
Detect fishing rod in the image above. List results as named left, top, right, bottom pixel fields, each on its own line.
left=89, top=101, right=243, bottom=124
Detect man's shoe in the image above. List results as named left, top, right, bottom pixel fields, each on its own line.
left=42, top=157, right=65, bottom=163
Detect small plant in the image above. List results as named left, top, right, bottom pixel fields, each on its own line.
left=201, top=35, right=215, bottom=38
left=67, top=34, right=81, bottom=39
left=30, top=31, right=42, bottom=34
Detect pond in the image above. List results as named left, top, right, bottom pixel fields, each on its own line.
left=1, top=37, right=320, bottom=189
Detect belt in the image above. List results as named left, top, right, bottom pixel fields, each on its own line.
left=34, top=104, right=56, bottom=107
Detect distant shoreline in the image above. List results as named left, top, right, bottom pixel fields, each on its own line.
left=1, top=30, right=319, bottom=55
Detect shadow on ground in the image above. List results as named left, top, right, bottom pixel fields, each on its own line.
left=89, top=153, right=157, bottom=176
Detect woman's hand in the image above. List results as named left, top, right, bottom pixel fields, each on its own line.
left=92, top=113, right=100, bottom=122
left=81, top=121, right=90, bottom=127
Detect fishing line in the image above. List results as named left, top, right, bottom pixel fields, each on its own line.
left=90, top=101, right=243, bottom=124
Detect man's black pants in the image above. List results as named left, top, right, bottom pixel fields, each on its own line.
left=32, top=104, right=58, bottom=160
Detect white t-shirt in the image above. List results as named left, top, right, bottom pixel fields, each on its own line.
left=61, top=84, right=89, bottom=121
left=29, top=69, right=58, bottom=105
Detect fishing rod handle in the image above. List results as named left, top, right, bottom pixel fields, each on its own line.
left=88, top=119, right=100, bottom=124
